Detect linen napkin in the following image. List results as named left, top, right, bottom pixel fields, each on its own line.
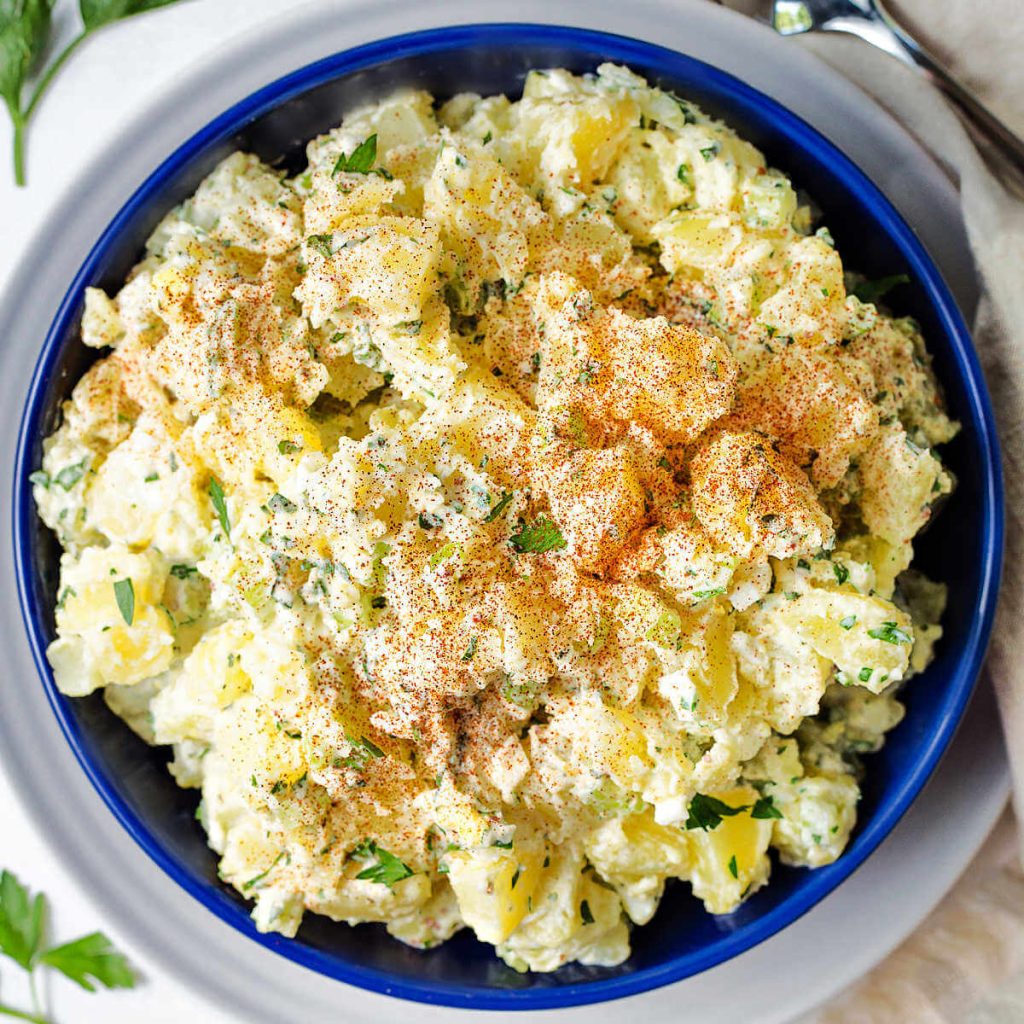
left=783, top=1, right=1024, bottom=1019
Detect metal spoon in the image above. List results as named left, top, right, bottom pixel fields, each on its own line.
left=718, top=0, right=1024, bottom=188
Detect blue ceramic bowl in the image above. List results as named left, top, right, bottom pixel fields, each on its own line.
left=12, top=23, right=1003, bottom=1011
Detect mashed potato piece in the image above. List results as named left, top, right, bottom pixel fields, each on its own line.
left=32, top=65, right=956, bottom=972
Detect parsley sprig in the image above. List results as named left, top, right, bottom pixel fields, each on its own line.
left=684, top=793, right=749, bottom=832
left=2, top=0, right=185, bottom=187
left=350, top=840, right=413, bottom=888
left=0, top=869, right=136, bottom=1022
left=509, top=516, right=566, bottom=554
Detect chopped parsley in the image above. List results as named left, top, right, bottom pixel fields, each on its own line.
left=112, top=578, right=134, bottom=626
left=858, top=667, right=873, bottom=682
left=692, top=587, right=725, bottom=602
left=700, top=142, right=721, bottom=161
left=867, top=621, right=912, bottom=645
left=418, top=511, right=444, bottom=529
left=169, top=564, right=198, bottom=580
left=208, top=477, right=230, bottom=538
left=332, top=133, right=377, bottom=175
left=851, top=273, right=910, bottom=305
left=685, top=794, right=749, bottom=832
left=278, top=440, right=302, bottom=455
left=484, top=491, right=514, bottom=523
left=728, top=855, right=738, bottom=879
left=306, top=233, right=334, bottom=259
left=343, top=733, right=385, bottom=771
left=839, top=614, right=857, bottom=631
left=751, top=795, right=783, bottom=820
left=580, top=899, right=595, bottom=924
left=461, top=636, right=477, bottom=662
left=353, top=840, right=414, bottom=888
left=510, top=516, right=566, bottom=554
left=242, top=851, right=287, bottom=891
left=833, top=562, right=850, bottom=585
left=267, top=492, right=297, bottom=514
left=676, top=163, right=690, bottom=185
left=54, top=460, right=86, bottom=491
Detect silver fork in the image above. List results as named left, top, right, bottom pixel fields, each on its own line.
left=718, top=0, right=1024, bottom=184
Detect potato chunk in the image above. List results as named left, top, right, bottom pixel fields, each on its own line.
left=690, top=430, right=834, bottom=560
left=533, top=273, right=737, bottom=446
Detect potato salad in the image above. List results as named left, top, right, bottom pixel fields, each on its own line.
left=33, top=64, right=957, bottom=972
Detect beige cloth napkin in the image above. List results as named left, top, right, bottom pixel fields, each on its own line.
left=785, top=2, right=1024, bottom=1020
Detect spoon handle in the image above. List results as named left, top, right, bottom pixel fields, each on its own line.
left=871, top=1, right=1024, bottom=181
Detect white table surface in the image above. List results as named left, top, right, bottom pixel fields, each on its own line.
left=0, top=5, right=298, bottom=1020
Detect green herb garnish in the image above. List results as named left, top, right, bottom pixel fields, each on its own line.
left=751, top=795, right=783, bottom=820
left=867, top=621, right=912, bottom=645
left=580, top=899, right=594, bottom=924
left=353, top=840, right=413, bottom=888
left=208, top=477, right=230, bottom=538
left=685, top=794, right=749, bottom=832
left=112, top=578, right=133, bottom=626
left=851, top=274, right=909, bottom=305
left=3, top=0, right=184, bottom=187
left=510, top=516, right=566, bottom=554
left=484, top=491, right=513, bottom=523
left=332, top=133, right=377, bottom=175
left=0, top=868, right=135, bottom=1021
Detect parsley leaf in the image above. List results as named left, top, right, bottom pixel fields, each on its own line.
left=510, top=516, right=566, bottom=554
left=580, top=899, right=595, bottom=924
left=79, top=0, right=180, bottom=31
left=169, top=563, right=197, bottom=579
left=0, top=0, right=53, bottom=186
left=851, top=274, right=910, bottom=305
left=751, top=795, right=783, bottom=820
left=39, top=931, right=134, bottom=992
left=418, top=511, right=443, bottom=529
left=112, top=578, right=134, bottom=626
left=684, top=793, right=750, bottom=832
left=461, top=636, right=477, bottom=662
left=277, top=439, right=302, bottom=455
left=867, top=621, right=912, bottom=645
left=54, top=460, right=86, bottom=490
left=306, top=233, right=334, bottom=259
left=0, top=869, right=45, bottom=970
left=839, top=614, right=857, bottom=630
left=0, top=867, right=137, bottom=1016
left=484, top=490, right=513, bottom=523
left=354, top=843, right=414, bottom=888
left=5, top=0, right=183, bottom=186
left=332, top=133, right=377, bottom=175
left=728, top=855, right=738, bottom=879
left=700, top=142, right=720, bottom=161
left=342, top=733, right=385, bottom=772
left=208, top=477, right=230, bottom=538
left=832, top=562, right=849, bottom=585
left=241, top=851, right=286, bottom=892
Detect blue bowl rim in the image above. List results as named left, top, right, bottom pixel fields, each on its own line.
left=11, top=21, right=1004, bottom=1012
